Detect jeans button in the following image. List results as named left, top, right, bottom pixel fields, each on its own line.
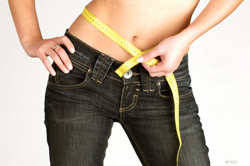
left=123, top=69, right=133, bottom=79
left=156, top=81, right=161, bottom=86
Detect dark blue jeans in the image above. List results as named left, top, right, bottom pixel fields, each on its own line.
left=44, top=29, right=210, bottom=166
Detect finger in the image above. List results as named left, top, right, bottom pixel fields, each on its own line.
left=148, top=70, right=173, bottom=77
left=56, top=36, right=75, bottom=53
left=53, top=45, right=73, bottom=71
left=142, top=62, right=175, bottom=77
left=39, top=54, right=57, bottom=76
left=149, top=71, right=166, bottom=77
left=142, top=61, right=167, bottom=73
left=47, top=48, right=70, bottom=74
left=137, top=47, right=160, bottom=63
left=143, top=64, right=169, bottom=77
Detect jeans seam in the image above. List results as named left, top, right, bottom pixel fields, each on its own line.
left=147, top=75, right=149, bottom=91
left=148, top=76, right=150, bottom=91
left=155, top=72, right=189, bottom=83
left=101, top=122, right=113, bottom=163
left=123, top=123, right=151, bottom=166
left=179, top=89, right=193, bottom=99
left=119, top=85, right=125, bottom=124
left=106, top=76, right=122, bottom=82
left=133, top=72, right=140, bottom=75
left=125, top=81, right=141, bottom=84
left=96, top=56, right=108, bottom=82
left=175, top=72, right=189, bottom=80
left=70, top=56, right=92, bottom=69
left=71, top=60, right=89, bottom=73
left=47, top=68, right=92, bottom=89
left=119, top=95, right=138, bottom=112
left=157, top=85, right=193, bottom=99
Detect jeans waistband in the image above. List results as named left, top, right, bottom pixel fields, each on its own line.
left=62, top=29, right=189, bottom=92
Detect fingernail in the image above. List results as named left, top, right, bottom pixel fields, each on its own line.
left=51, top=70, right=56, bottom=76
left=137, top=57, right=143, bottom=63
left=68, top=64, right=73, bottom=70
left=71, top=48, right=75, bottom=53
left=65, top=68, right=69, bottom=73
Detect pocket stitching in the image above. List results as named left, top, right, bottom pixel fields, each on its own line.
left=157, top=84, right=193, bottom=100
left=47, top=65, right=92, bottom=90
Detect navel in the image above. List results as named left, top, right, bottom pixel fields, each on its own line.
left=131, top=35, right=138, bottom=42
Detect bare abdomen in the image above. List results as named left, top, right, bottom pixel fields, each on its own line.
left=68, top=0, right=200, bottom=62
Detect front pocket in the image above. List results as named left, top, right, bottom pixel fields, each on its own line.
left=47, top=59, right=92, bottom=90
left=156, top=81, right=193, bottom=100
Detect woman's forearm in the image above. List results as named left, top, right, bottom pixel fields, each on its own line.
left=178, top=0, right=244, bottom=45
left=137, top=0, right=244, bottom=77
left=8, top=0, right=43, bottom=49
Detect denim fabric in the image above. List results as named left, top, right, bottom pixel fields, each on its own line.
left=44, top=29, right=210, bottom=166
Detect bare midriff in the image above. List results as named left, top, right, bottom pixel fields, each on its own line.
left=68, top=0, right=200, bottom=62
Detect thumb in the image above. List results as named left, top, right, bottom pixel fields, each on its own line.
left=136, top=47, right=159, bottom=63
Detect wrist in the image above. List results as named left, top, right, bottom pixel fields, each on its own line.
left=22, top=35, right=43, bottom=47
left=22, top=36, right=43, bottom=58
left=175, top=26, right=198, bottom=47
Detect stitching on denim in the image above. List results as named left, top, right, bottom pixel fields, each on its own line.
left=156, top=85, right=171, bottom=99
left=146, top=75, right=149, bottom=92
left=47, top=69, right=91, bottom=89
left=119, top=111, right=123, bottom=124
left=125, top=81, right=141, bottom=84
left=148, top=76, right=150, bottom=91
left=123, top=123, right=151, bottom=166
left=96, top=80, right=102, bottom=83
left=155, top=72, right=190, bottom=83
left=120, top=95, right=138, bottom=112
left=136, top=83, right=141, bottom=92
left=179, top=90, right=193, bottom=99
left=157, top=85, right=193, bottom=99
left=70, top=56, right=92, bottom=69
left=47, top=68, right=91, bottom=89
left=71, top=60, right=89, bottom=73
left=175, top=72, right=189, bottom=80
left=101, top=122, right=113, bottom=162
left=149, top=77, right=155, bottom=91
left=69, top=56, right=144, bottom=84
left=106, top=76, right=122, bottom=82
left=122, top=109, right=125, bottom=125
left=133, top=72, right=141, bottom=75
left=96, top=56, right=108, bottom=82
left=119, top=85, right=125, bottom=124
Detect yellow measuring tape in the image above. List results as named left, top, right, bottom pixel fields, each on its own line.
left=82, top=7, right=182, bottom=165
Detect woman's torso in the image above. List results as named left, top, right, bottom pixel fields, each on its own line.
left=68, top=0, right=200, bottom=62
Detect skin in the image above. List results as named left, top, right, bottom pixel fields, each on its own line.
left=8, top=0, right=244, bottom=77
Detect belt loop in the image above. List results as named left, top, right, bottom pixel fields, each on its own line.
left=148, top=76, right=156, bottom=91
left=91, top=53, right=115, bottom=83
left=139, top=66, right=149, bottom=92
left=139, top=65, right=157, bottom=92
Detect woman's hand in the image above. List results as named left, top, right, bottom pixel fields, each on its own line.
left=137, top=34, right=191, bottom=77
left=24, top=36, right=75, bottom=76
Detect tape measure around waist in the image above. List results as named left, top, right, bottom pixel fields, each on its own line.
left=82, top=6, right=182, bottom=165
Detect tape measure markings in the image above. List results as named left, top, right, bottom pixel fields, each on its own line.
left=82, top=7, right=182, bottom=166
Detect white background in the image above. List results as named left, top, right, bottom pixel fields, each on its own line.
left=1, top=0, right=249, bottom=166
